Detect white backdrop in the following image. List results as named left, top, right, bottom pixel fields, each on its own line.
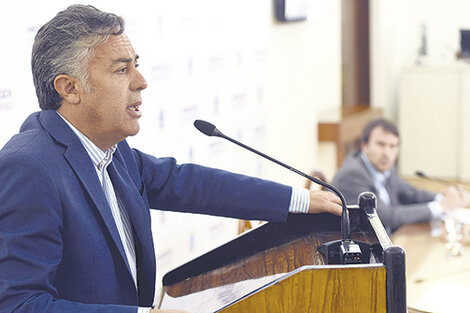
left=0, top=0, right=341, bottom=295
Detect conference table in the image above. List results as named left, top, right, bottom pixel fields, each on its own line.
left=392, top=221, right=470, bottom=313
left=397, top=177, right=470, bottom=312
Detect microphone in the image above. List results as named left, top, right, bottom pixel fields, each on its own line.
left=415, top=170, right=456, bottom=186
left=194, top=119, right=368, bottom=264
left=415, top=170, right=469, bottom=192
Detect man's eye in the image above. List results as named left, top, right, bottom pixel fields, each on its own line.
left=118, top=67, right=127, bottom=73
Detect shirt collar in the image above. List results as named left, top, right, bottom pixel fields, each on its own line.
left=56, top=111, right=117, bottom=170
left=360, top=151, right=391, bottom=184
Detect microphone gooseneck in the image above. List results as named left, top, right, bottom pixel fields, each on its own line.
left=193, top=119, right=351, bottom=240
left=415, top=170, right=464, bottom=188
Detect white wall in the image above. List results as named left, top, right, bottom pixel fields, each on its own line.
left=371, top=0, right=470, bottom=182
left=264, top=2, right=341, bottom=185
left=371, top=0, right=470, bottom=119
left=0, top=0, right=341, bottom=293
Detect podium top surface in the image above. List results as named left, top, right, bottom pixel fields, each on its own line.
left=159, top=208, right=395, bottom=312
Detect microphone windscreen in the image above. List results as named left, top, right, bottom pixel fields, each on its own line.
left=415, top=170, right=425, bottom=178
left=194, top=120, right=216, bottom=136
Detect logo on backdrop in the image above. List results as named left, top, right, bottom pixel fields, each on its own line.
left=0, top=88, right=13, bottom=110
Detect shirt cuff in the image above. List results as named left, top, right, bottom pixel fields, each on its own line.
left=288, top=187, right=310, bottom=214
left=138, top=307, right=151, bottom=313
left=428, top=199, right=444, bottom=220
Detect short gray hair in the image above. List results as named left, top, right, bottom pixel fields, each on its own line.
left=32, top=4, right=125, bottom=110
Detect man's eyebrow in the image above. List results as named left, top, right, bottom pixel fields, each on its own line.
left=112, top=55, right=140, bottom=64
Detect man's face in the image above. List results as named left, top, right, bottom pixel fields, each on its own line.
left=361, top=126, right=399, bottom=173
left=78, top=33, right=147, bottom=150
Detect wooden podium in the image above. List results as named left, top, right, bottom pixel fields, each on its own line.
left=158, top=206, right=406, bottom=313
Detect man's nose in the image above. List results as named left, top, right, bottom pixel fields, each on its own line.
left=384, top=146, right=396, bottom=158
left=131, top=69, right=148, bottom=91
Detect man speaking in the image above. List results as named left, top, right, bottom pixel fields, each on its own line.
left=0, top=5, right=341, bottom=313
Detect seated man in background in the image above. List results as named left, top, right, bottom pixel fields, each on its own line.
left=331, top=118, right=469, bottom=234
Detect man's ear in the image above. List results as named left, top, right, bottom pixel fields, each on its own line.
left=54, top=75, right=81, bottom=105
left=360, top=142, right=367, bottom=152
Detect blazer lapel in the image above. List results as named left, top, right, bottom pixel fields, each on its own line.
left=64, top=149, right=132, bottom=268
left=107, top=159, right=156, bottom=305
left=107, top=160, right=152, bottom=247
left=38, top=110, right=133, bottom=281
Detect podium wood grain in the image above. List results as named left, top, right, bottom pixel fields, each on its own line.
left=161, top=230, right=386, bottom=312
left=220, top=266, right=386, bottom=313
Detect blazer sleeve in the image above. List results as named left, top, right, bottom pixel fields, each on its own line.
left=331, top=164, right=374, bottom=206
left=384, top=174, right=435, bottom=231
left=131, top=148, right=292, bottom=222
left=394, top=175, right=436, bottom=205
left=0, top=154, right=140, bottom=313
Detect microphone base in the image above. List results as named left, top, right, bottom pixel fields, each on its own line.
left=318, top=239, right=371, bottom=264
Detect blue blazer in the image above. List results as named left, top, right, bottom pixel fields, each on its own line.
left=0, top=110, right=292, bottom=313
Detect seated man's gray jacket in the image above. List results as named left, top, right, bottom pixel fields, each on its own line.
left=331, top=150, right=435, bottom=233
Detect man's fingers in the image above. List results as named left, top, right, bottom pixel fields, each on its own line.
left=326, top=193, right=343, bottom=216
left=332, top=203, right=343, bottom=216
left=329, top=192, right=342, bottom=205
left=308, top=190, right=343, bottom=216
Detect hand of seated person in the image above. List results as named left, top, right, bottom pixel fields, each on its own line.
left=440, top=185, right=470, bottom=211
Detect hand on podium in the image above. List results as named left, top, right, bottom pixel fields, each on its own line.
left=308, top=190, right=342, bottom=216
